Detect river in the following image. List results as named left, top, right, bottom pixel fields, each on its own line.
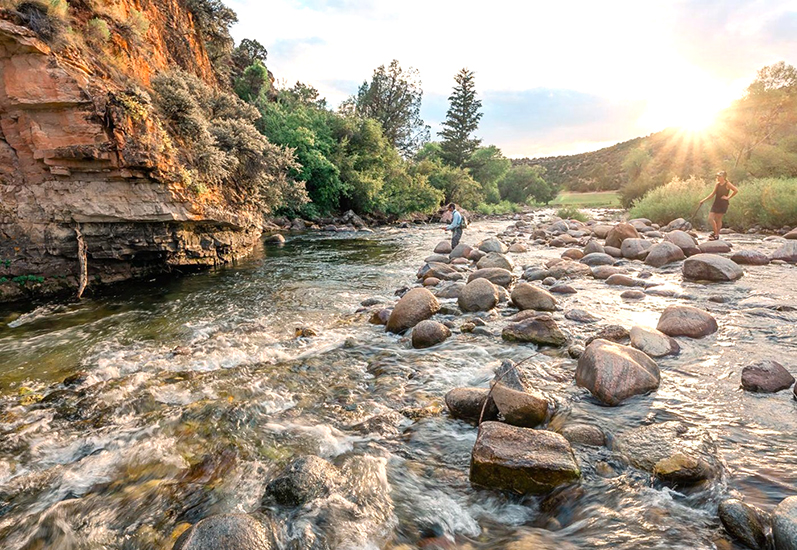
left=0, top=214, right=795, bottom=549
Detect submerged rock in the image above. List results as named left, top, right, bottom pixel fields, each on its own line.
left=576, top=339, right=660, bottom=406
left=657, top=305, right=718, bottom=338
left=565, top=308, right=600, bottom=323
left=264, top=456, right=342, bottom=507
left=470, top=422, right=580, bottom=494
left=411, top=320, right=452, bottom=349
left=731, top=250, right=770, bottom=266
left=605, top=274, right=646, bottom=287
left=741, top=360, right=795, bottom=393
left=718, top=498, right=768, bottom=550
left=559, top=424, right=606, bottom=447
left=386, top=288, right=440, bottom=334
left=173, top=514, right=274, bottom=550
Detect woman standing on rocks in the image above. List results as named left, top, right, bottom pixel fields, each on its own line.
left=699, top=171, right=738, bottom=240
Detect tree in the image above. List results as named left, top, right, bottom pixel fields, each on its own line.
left=344, top=60, right=430, bottom=156
left=413, top=159, right=484, bottom=208
left=467, top=145, right=510, bottom=203
left=498, top=165, right=554, bottom=204
left=233, top=61, right=269, bottom=103
left=231, top=38, right=268, bottom=75
left=439, top=69, right=483, bottom=168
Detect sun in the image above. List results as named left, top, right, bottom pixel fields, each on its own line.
left=639, top=90, right=728, bottom=133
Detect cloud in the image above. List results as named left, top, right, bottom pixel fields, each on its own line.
left=269, top=36, right=326, bottom=63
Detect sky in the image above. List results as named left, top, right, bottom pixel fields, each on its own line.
left=226, top=0, right=797, bottom=158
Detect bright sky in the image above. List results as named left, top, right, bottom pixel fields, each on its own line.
left=227, top=0, right=797, bottom=158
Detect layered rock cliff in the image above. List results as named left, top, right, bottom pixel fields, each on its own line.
left=0, top=2, right=264, bottom=302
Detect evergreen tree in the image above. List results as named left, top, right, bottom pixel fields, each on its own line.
left=439, top=69, right=483, bottom=167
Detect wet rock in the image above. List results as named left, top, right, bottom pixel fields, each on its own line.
left=653, top=453, right=715, bottom=485
left=605, top=223, right=641, bottom=249
left=645, top=242, right=686, bottom=268
left=424, top=254, right=450, bottom=264
left=449, top=243, right=473, bottom=259
left=295, top=327, right=318, bottom=338
left=565, top=309, right=600, bottom=323
left=741, top=360, right=795, bottom=393
left=508, top=242, right=529, bottom=253
left=411, top=320, right=452, bottom=349
left=683, top=254, right=744, bottom=281
left=657, top=305, right=718, bottom=338
left=576, top=339, right=659, bottom=405
left=585, top=325, right=629, bottom=347
left=629, top=326, right=680, bottom=357
left=458, top=278, right=499, bottom=312
left=772, top=241, right=797, bottom=263
left=460, top=322, right=476, bottom=333
left=477, top=252, right=515, bottom=271
left=698, top=240, right=732, bottom=254
left=479, top=237, right=509, bottom=254
left=621, top=290, right=646, bottom=300
left=511, top=283, right=557, bottom=311
left=773, top=496, right=797, bottom=550
left=562, top=248, right=584, bottom=260
left=433, top=282, right=465, bottom=299
left=491, top=382, right=549, bottom=428
left=468, top=248, right=486, bottom=262
left=173, top=514, right=274, bottom=550
left=718, top=498, right=768, bottom=550
left=568, top=345, right=585, bottom=358
left=434, top=241, right=453, bottom=254
left=502, top=313, right=567, bottom=346
left=361, top=297, right=384, bottom=307
left=350, top=411, right=407, bottom=436
left=264, top=456, right=342, bottom=507
left=591, top=265, right=623, bottom=280
left=730, top=250, right=770, bottom=265
left=468, top=268, right=515, bottom=288
left=470, top=422, right=580, bottom=494
left=584, top=241, right=605, bottom=255
left=664, top=230, right=700, bottom=255
left=621, top=238, right=652, bottom=260
left=605, top=274, right=646, bottom=287
left=580, top=252, right=616, bottom=267
left=386, top=288, right=441, bottom=334
left=550, top=284, right=577, bottom=294
left=265, top=233, right=285, bottom=244
left=560, top=424, right=606, bottom=447
left=63, top=372, right=88, bottom=387
left=422, top=277, right=440, bottom=287
left=445, top=387, right=497, bottom=422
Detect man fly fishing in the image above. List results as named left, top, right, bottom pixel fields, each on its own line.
left=443, top=203, right=465, bottom=249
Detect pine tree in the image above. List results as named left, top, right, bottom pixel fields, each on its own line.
left=439, top=69, right=483, bottom=167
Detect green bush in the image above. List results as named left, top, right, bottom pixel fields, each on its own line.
left=475, top=200, right=523, bottom=215
left=630, top=176, right=797, bottom=230
left=86, top=17, right=110, bottom=44
left=556, top=205, right=588, bottom=222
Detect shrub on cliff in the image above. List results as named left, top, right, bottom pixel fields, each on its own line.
left=152, top=70, right=306, bottom=212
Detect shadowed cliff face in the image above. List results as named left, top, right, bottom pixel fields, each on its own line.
left=0, top=5, right=263, bottom=303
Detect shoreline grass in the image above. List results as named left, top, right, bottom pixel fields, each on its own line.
left=552, top=191, right=621, bottom=208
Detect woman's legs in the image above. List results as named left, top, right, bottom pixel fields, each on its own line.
left=708, top=212, right=722, bottom=238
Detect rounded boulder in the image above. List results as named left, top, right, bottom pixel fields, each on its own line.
left=656, top=305, right=718, bottom=338
left=458, top=278, right=500, bottom=312
left=173, top=514, right=273, bottom=550
left=511, top=283, right=557, bottom=311
left=575, top=339, right=660, bottom=406
left=683, top=254, right=744, bottom=282
left=386, top=288, right=441, bottom=334
left=411, top=320, right=452, bottom=348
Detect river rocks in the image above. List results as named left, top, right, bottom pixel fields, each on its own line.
left=683, top=254, right=744, bottom=282
left=605, top=223, right=641, bottom=249
left=586, top=325, right=630, bottom=345
left=550, top=284, right=576, bottom=294
left=592, top=224, right=613, bottom=239
left=653, top=452, right=715, bottom=485
left=508, top=242, right=529, bottom=253
left=731, top=250, right=770, bottom=265
left=583, top=241, right=605, bottom=255
left=604, top=246, right=622, bottom=258
left=561, top=248, right=584, bottom=260
left=565, top=308, right=600, bottom=323
left=470, top=422, right=580, bottom=494
left=786, top=229, right=797, bottom=240
left=621, top=238, right=652, bottom=260
left=418, top=262, right=458, bottom=281
left=559, top=424, right=606, bottom=447
left=424, top=254, right=451, bottom=265
left=173, top=514, right=273, bottom=550
left=645, top=242, right=686, bottom=268
left=265, top=234, right=285, bottom=244
left=773, top=497, right=797, bottom=550
left=449, top=243, right=473, bottom=259
left=575, top=339, right=660, bottom=405
left=620, top=290, right=646, bottom=300
left=445, top=387, right=496, bottom=422
left=264, top=456, right=342, bottom=507
left=491, top=382, right=549, bottom=428
left=479, top=237, right=508, bottom=254
left=718, top=498, right=768, bottom=550
left=468, top=268, right=515, bottom=288
left=502, top=313, right=567, bottom=346
left=657, top=305, right=718, bottom=338
left=741, top=360, right=795, bottom=393
left=663, top=218, right=692, bottom=232
left=605, top=274, right=645, bottom=287
left=591, top=265, right=622, bottom=280
left=386, top=288, right=440, bottom=334
left=772, top=241, right=797, bottom=263
left=369, top=308, right=392, bottom=325
left=434, top=241, right=452, bottom=254
left=664, top=230, right=700, bottom=255
left=477, top=252, right=515, bottom=271
left=699, top=240, right=732, bottom=254
left=458, top=278, right=500, bottom=312
left=511, top=283, right=557, bottom=311
left=580, top=253, right=616, bottom=267
left=547, top=260, right=593, bottom=279
left=411, top=320, right=452, bottom=348
left=629, top=326, right=680, bottom=357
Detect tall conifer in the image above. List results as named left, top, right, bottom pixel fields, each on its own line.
left=439, top=69, right=483, bottom=167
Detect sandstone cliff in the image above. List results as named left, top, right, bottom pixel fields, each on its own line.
left=0, top=1, right=265, bottom=302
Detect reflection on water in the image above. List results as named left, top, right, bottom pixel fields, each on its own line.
left=0, top=220, right=796, bottom=549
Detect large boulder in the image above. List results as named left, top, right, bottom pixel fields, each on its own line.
left=502, top=314, right=567, bottom=346
left=468, top=268, right=515, bottom=288
left=718, top=498, right=768, bottom=550
left=656, top=305, right=718, bottom=338
left=698, top=240, right=732, bottom=254
left=445, top=387, right=496, bottom=422
left=417, top=262, right=460, bottom=281
left=580, top=252, right=616, bottom=267
left=449, top=243, right=473, bottom=259
left=411, top=320, right=452, bottom=349
left=683, top=254, right=744, bottom=281
left=605, top=223, right=641, bottom=249
left=773, top=496, right=797, bottom=550
left=386, top=288, right=441, bottom=334
left=664, top=230, right=699, bottom=255
left=621, top=238, right=652, bottom=260
left=741, top=360, right=795, bottom=393
left=731, top=250, right=770, bottom=265
left=477, top=252, right=515, bottom=271
left=511, top=283, right=557, bottom=311
left=434, top=241, right=453, bottom=254
left=629, top=326, right=680, bottom=357
left=458, top=278, right=499, bottom=312
left=592, top=224, right=613, bottom=239
left=772, top=241, right=797, bottom=263
left=173, top=514, right=273, bottom=550
left=644, top=242, right=685, bottom=268
left=490, top=382, right=549, bottom=428
left=479, top=237, right=509, bottom=254
left=584, top=241, right=605, bottom=255
left=470, top=422, right=580, bottom=494
left=264, top=456, right=342, bottom=507
left=575, top=339, right=660, bottom=406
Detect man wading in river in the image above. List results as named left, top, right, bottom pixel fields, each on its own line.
left=443, top=203, right=464, bottom=249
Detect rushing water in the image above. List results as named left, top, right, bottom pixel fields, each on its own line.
left=0, top=215, right=796, bottom=549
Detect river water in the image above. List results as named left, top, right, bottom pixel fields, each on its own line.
left=0, top=215, right=796, bottom=549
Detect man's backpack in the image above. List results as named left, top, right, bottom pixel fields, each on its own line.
left=460, top=213, right=468, bottom=229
